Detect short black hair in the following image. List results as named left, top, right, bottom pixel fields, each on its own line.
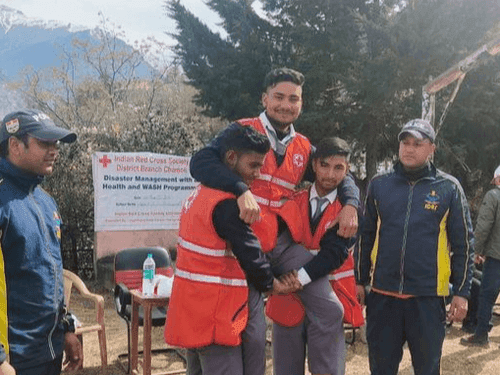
left=263, top=68, right=305, bottom=92
left=312, top=137, right=351, bottom=162
left=224, top=126, right=271, bottom=155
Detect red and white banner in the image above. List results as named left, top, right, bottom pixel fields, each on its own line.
left=92, top=152, right=198, bottom=231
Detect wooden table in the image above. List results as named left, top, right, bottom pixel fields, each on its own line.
left=129, top=289, right=185, bottom=375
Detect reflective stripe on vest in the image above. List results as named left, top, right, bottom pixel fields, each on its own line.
left=238, top=117, right=311, bottom=200
left=178, top=237, right=235, bottom=258
left=257, top=174, right=296, bottom=191
left=253, top=195, right=286, bottom=208
left=175, top=268, right=248, bottom=287
left=328, top=269, right=355, bottom=281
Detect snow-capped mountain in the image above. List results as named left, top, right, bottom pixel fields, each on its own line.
left=0, top=5, right=104, bottom=79
left=0, top=5, right=150, bottom=118
left=0, top=5, right=89, bottom=34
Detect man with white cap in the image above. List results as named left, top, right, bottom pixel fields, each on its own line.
left=461, top=165, right=500, bottom=347
left=0, top=109, right=82, bottom=375
left=356, top=118, right=474, bottom=375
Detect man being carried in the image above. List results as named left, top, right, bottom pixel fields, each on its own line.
left=165, top=126, right=301, bottom=375
left=189, top=67, right=360, bottom=375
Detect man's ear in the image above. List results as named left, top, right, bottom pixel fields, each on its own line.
left=225, top=150, right=238, bottom=168
left=312, top=158, right=318, bottom=174
left=261, top=92, right=268, bottom=109
left=8, top=137, right=21, bottom=155
left=6, top=137, right=22, bottom=163
left=428, top=143, right=436, bottom=159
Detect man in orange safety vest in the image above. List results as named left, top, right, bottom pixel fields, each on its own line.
left=165, top=126, right=301, bottom=375
left=266, top=137, right=363, bottom=375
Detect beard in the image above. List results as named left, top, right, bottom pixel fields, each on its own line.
left=266, top=111, right=294, bottom=132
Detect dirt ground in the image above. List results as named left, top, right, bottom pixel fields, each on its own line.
left=67, top=282, right=500, bottom=375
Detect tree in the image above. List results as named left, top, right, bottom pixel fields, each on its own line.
left=167, top=0, right=500, bottom=192
left=166, top=0, right=275, bottom=119
left=9, top=17, right=225, bottom=276
left=166, top=0, right=367, bottom=124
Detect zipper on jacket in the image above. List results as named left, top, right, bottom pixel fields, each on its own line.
left=29, top=187, right=59, bottom=360
left=399, top=175, right=433, bottom=294
left=399, top=182, right=415, bottom=294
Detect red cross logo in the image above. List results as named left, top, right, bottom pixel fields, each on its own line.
left=99, top=155, right=112, bottom=168
left=293, top=154, right=304, bottom=168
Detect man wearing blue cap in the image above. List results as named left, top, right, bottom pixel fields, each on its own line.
left=0, top=109, right=82, bottom=375
left=356, top=119, right=474, bottom=375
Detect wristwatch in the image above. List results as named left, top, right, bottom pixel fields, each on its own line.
left=62, top=308, right=76, bottom=333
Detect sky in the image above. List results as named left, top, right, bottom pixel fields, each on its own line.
left=1, top=0, right=230, bottom=49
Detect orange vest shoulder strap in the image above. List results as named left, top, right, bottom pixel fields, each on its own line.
left=236, top=118, right=266, bottom=134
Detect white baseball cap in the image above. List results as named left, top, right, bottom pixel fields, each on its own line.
left=492, top=165, right=500, bottom=184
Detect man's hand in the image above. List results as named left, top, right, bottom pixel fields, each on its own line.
left=280, top=270, right=303, bottom=292
left=447, top=296, right=468, bottom=323
left=475, top=254, right=485, bottom=264
left=0, top=361, right=16, bottom=375
left=271, top=271, right=302, bottom=295
left=63, top=332, right=83, bottom=372
left=328, top=205, right=358, bottom=238
left=237, top=190, right=260, bottom=224
left=356, top=284, right=366, bottom=305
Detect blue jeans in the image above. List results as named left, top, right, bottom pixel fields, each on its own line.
left=475, top=257, right=500, bottom=337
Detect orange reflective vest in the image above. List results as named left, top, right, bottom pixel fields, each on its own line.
left=267, top=189, right=365, bottom=328
left=238, top=117, right=311, bottom=252
left=164, top=186, right=249, bottom=348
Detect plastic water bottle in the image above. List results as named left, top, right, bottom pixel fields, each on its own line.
left=142, top=253, right=156, bottom=297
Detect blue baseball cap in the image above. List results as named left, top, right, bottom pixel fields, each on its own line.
left=1, top=109, right=77, bottom=144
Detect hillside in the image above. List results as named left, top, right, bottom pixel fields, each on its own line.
left=0, top=5, right=152, bottom=118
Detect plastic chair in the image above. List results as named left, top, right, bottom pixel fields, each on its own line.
left=113, top=246, right=184, bottom=373
left=63, top=269, right=108, bottom=368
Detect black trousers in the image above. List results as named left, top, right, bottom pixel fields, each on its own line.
left=366, top=291, right=446, bottom=375
left=15, top=355, right=63, bottom=375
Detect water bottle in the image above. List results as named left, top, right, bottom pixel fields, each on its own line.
left=142, top=253, right=156, bottom=297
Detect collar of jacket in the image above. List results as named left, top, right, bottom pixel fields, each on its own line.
left=394, top=161, right=436, bottom=182
left=0, top=158, right=44, bottom=191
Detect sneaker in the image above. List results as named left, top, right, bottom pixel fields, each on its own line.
left=460, top=334, right=489, bottom=347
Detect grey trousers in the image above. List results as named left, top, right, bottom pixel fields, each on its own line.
left=187, top=345, right=243, bottom=375
left=241, top=285, right=267, bottom=375
left=269, top=231, right=346, bottom=375
left=186, top=285, right=266, bottom=375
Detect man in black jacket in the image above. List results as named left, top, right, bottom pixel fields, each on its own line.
left=356, top=119, right=474, bottom=375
